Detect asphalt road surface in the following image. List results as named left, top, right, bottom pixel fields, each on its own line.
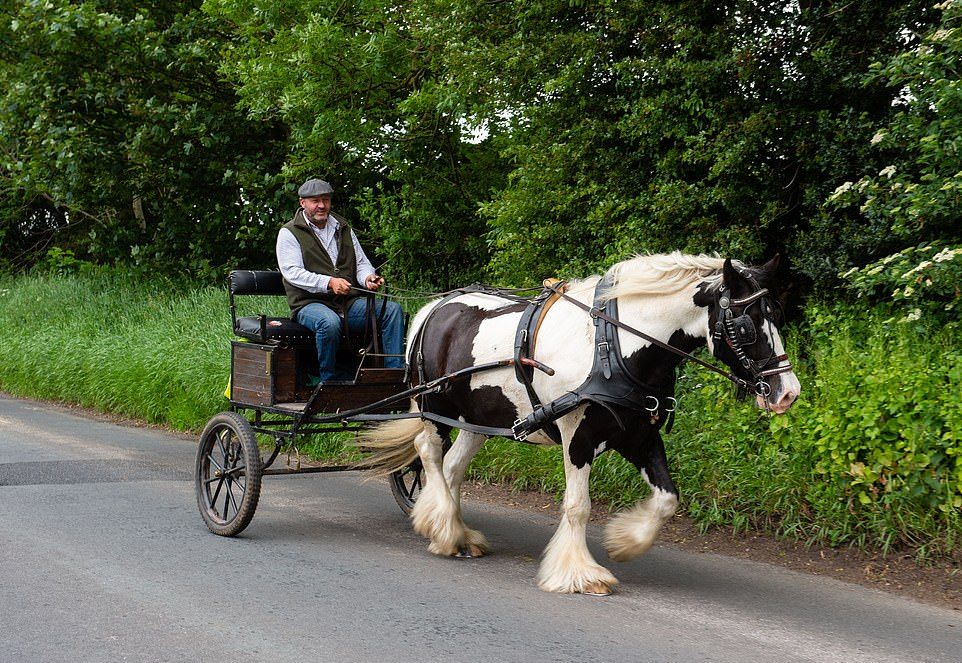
left=0, top=395, right=958, bottom=663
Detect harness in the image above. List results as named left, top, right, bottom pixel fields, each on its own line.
left=711, top=282, right=791, bottom=400
left=510, top=274, right=678, bottom=441
left=381, top=273, right=792, bottom=444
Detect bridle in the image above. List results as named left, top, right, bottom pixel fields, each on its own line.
left=712, top=281, right=794, bottom=400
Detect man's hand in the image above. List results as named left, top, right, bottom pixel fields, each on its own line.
left=365, top=274, right=385, bottom=291
left=328, top=277, right=352, bottom=296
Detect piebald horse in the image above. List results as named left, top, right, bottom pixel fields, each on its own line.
left=362, top=252, right=800, bottom=594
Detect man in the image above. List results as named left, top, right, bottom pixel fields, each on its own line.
left=276, top=178, right=404, bottom=382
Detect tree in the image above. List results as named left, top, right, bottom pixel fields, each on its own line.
left=825, top=0, right=962, bottom=265
left=413, top=0, right=938, bottom=287
left=205, top=0, right=500, bottom=288
left=0, top=0, right=286, bottom=275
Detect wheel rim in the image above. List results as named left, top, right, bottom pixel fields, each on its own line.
left=392, top=459, right=424, bottom=510
left=200, top=424, right=249, bottom=524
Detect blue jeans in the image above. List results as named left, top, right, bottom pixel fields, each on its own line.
left=295, top=298, right=404, bottom=381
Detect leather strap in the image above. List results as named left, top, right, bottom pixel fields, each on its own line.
left=548, top=281, right=757, bottom=393
left=513, top=282, right=565, bottom=443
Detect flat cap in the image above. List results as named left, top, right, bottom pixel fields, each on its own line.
left=297, top=178, right=334, bottom=197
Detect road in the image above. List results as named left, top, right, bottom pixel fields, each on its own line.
left=0, top=395, right=958, bottom=663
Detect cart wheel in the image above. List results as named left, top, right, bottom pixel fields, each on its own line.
left=389, top=439, right=451, bottom=515
left=389, top=459, right=424, bottom=515
left=195, top=411, right=263, bottom=537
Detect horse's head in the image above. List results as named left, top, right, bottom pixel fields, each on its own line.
left=700, top=255, right=801, bottom=414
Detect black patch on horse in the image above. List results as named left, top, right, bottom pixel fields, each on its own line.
left=418, top=301, right=527, bottom=430
left=566, top=328, right=697, bottom=477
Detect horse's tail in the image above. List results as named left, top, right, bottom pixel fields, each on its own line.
left=352, top=417, right=423, bottom=477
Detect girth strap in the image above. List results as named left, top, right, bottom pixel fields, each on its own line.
left=513, top=279, right=567, bottom=444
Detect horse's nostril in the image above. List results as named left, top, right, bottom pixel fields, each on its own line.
left=777, top=391, right=798, bottom=408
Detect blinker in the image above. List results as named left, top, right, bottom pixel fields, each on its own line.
left=731, top=314, right=756, bottom=345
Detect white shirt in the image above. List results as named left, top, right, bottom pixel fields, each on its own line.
left=276, top=210, right=375, bottom=293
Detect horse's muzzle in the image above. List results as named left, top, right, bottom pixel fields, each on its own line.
left=757, top=372, right=801, bottom=414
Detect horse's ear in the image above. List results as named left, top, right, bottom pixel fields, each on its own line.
left=761, top=253, right=780, bottom=275
left=756, top=254, right=781, bottom=287
left=722, top=258, right=738, bottom=286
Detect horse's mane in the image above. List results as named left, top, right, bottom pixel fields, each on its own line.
left=567, top=251, right=745, bottom=301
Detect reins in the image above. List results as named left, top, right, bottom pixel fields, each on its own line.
left=355, top=273, right=789, bottom=407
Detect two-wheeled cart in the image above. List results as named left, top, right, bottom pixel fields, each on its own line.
left=194, top=270, right=429, bottom=537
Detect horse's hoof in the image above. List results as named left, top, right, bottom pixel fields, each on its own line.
left=581, top=581, right=613, bottom=596
left=454, top=544, right=487, bottom=559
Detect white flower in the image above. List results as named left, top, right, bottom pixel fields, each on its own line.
left=841, top=266, right=859, bottom=278
left=933, top=247, right=960, bottom=262
left=903, top=308, right=922, bottom=322
left=829, top=181, right=854, bottom=201
left=870, top=131, right=886, bottom=145
left=879, top=165, right=897, bottom=179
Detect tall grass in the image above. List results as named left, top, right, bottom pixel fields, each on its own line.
left=1, top=270, right=958, bottom=557
left=0, top=270, right=230, bottom=429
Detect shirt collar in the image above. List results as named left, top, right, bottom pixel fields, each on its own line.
left=300, top=209, right=339, bottom=237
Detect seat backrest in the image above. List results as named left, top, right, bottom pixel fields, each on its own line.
left=229, top=270, right=286, bottom=296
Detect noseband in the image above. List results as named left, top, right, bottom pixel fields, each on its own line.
left=713, top=283, right=793, bottom=399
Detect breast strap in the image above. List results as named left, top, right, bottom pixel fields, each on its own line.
left=513, top=280, right=567, bottom=444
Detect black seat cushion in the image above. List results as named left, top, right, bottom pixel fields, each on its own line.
left=234, top=316, right=315, bottom=345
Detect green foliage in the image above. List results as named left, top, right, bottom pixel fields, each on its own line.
left=1, top=0, right=957, bottom=296
left=785, top=303, right=961, bottom=552
left=0, top=269, right=229, bottom=429
left=36, top=247, right=95, bottom=276
left=0, top=0, right=286, bottom=273
left=421, top=0, right=939, bottom=286
left=666, top=305, right=961, bottom=557
left=825, top=1, right=962, bottom=256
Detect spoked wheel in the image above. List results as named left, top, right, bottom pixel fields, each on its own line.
left=389, top=439, right=451, bottom=515
left=195, top=411, right=263, bottom=536
left=389, top=459, right=424, bottom=515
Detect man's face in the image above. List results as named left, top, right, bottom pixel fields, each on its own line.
left=300, top=195, right=332, bottom=225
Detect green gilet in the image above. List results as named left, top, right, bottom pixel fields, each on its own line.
left=282, top=210, right=359, bottom=316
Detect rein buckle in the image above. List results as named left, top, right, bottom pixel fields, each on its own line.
left=511, top=418, right=529, bottom=441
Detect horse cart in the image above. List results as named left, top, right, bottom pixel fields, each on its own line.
left=194, top=270, right=430, bottom=537
left=195, top=256, right=801, bottom=594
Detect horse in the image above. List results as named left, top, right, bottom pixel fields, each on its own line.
left=360, top=252, right=801, bottom=595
